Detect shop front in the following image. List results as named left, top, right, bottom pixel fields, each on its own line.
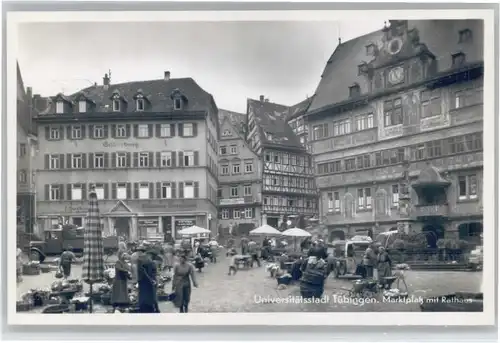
left=138, top=217, right=161, bottom=241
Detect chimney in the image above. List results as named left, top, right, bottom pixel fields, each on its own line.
left=26, top=87, right=32, bottom=99
left=259, top=95, right=265, bottom=102
left=103, top=73, right=110, bottom=90
left=164, top=71, right=171, bottom=81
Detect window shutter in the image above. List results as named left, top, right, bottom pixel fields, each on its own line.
left=67, top=126, right=72, bottom=139
left=133, top=152, right=138, bottom=167
left=81, top=125, right=86, bottom=139
left=178, top=123, right=184, bottom=137
left=45, top=154, right=49, bottom=169
left=104, top=183, right=109, bottom=199
left=133, top=124, right=139, bottom=137
left=112, top=183, right=117, bottom=199
left=89, top=153, right=94, bottom=169
left=155, top=124, right=161, bottom=137
left=229, top=210, right=233, bottom=219
left=111, top=125, right=116, bottom=138
left=82, top=183, right=87, bottom=200
left=148, top=124, right=153, bottom=137
left=126, top=124, right=131, bottom=138
left=134, top=183, right=139, bottom=199
left=104, top=153, right=109, bottom=168
left=45, top=184, right=49, bottom=200
left=67, top=184, right=72, bottom=200
left=170, top=124, right=175, bottom=136
left=127, top=152, right=131, bottom=167
left=45, top=126, right=50, bottom=140
left=156, top=182, right=161, bottom=198
left=149, top=183, right=154, bottom=199
left=126, top=183, right=131, bottom=199
left=172, top=182, right=177, bottom=198
left=194, top=151, right=199, bottom=166
left=178, top=151, right=184, bottom=167
left=192, top=123, right=198, bottom=136
left=194, top=182, right=199, bottom=198
left=89, top=125, right=94, bottom=139
left=172, top=152, right=176, bottom=167
left=59, top=126, right=65, bottom=140
left=111, top=153, right=116, bottom=168
left=178, top=182, right=184, bottom=198
left=59, top=154, right=65, bottom=169
left=66, top=154, right=72, bottom=169
left=149, top=152, right=154, bottom=167
left=59, top=184, right=65, bottom=200
left=103, top=125, right=109, bottom=138
left=82, top=153, right=87, bottom=169
left=156, top=152, right=161, bottom=168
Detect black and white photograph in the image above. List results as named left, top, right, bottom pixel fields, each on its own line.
left=6, top=8, right=496, bottom=327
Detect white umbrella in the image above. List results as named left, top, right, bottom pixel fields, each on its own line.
left=282, top=228, right=311, bottom=251
left=178, top=225, right=211, bottom=236
left=249, top=224, right=281, bottom=236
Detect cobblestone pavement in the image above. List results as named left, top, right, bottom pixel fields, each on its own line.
left=17, top=256, right=482, bottom=313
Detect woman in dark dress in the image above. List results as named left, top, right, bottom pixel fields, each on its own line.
left=111, top=252, right=131, bottom=312
left=172, top=253, right=198, bottom=313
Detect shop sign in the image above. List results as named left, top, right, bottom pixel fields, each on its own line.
left=175, top=218, right=196, bottom=229
left=142, top=200, right=198, bottom=210
left=64, top=205, right=87, bottom=213
left=219, top=198, right=244, bottom=206
left=102, top=141, right=139, bottom=149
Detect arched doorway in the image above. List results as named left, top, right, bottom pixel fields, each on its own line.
left=115, top=217, right=130, bottom=239
left=422, top=224, right=444, bottom=248
left=329, top=229, right=346, bottom=242
left=458, top=222, right=483, bottom=245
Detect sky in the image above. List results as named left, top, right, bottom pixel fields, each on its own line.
left=17, top=20, right=385, bottom=113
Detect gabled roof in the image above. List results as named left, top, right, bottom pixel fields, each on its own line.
left=247, top=98, right=304, bottom=150
left=218, top=108, right=246, bottom=135
left=44, top=77, right=216, bottom=114
left=308, top=19, right=484, bottom=113
left=287, top=97, right=312, bottom=121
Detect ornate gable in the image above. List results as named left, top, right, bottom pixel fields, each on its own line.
left=108, top=200, right=134, bottom=214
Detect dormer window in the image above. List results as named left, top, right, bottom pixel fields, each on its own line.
left=170, top=88, right=187, bottom=111
left=112, top=99, right=121, bottom=112
left=459, top=29, right=472, bottom=43
left=365, top=43, right=376, bottom=56
left=452, top=52, right=466, bottom=67
left=358, top=63, right=369, bottom=76
left=78, top=100, right=86, bottom=113
left=349, top=83, right=361, bottom=98
left=136, top=98, right=144, bottom=111
left=174, top=98, right=182, bottom=110
left=56, top=101, right=64, bottom=114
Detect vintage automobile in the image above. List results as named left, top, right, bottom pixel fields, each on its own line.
left=329, top=236, right=372, bottom=278
left=29, top=226, right=119, bottom=262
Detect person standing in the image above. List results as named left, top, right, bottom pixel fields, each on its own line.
left=163, top=242, right=175, bottom=271
left=248, top=240, right=260, bottom=267
left=172, top=253, right=198, bottom=313
left=377, top=246, right=393, bottom=288
left=59, top=246, right=76, bottom=279
left=16, top=246, right=23, bottom=283
left=137, top=247, right=159, bottom=313
left=363, top=245, right=377, bottom=278
left=111, top=252, right=131, bottom=312
left=208, top=238, right=219, bottom=263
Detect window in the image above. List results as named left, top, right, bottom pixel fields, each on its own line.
left=244, top=208, right=253, bottom=219
left=221, top=209, right=229, bottom=219
left=160, top=124, right=171, bottom=137
left=69, top=126, right=82, bottom=139
left=138, top=124, right=149, bottom=138
left=355, top=113, right=374, bottom=131
left=182, top=123, right=194, bottom=136
left=19, top=143, right=26, bottom=157
left=458, top=29, right=472, bottom=43
left=220, top=146, right=227, bottom=155
left=452, top=52, right=466, bottom=67
left=94, top=125, right=104, bottom=139
left=49, top=154, right=60, bottom=169
left=345, top=158, right=355, bottom=171
left=274, top=154, right=280, bottom=163
left=358, top=188, right=372, bottom=209
left=449, top=136, right=466, bottom=154
left=334, top=192, right=340, bottom=212
left=184, top=151, right=194, bottom=166
left=50, top=127, right=60, bottom=140
left=421, top=89, right=441, bottom=118
left=312, top=124, right=328, bottom=140
left=94, top=153, right=104, bottom=168
left=384, top=98, right=403, bottom=126
left=245, top=163, right=253, bottom=173
left=231, top=186, right=239, bottom=197
left=174, top=98, right=182, bottom=110
left=117, top=183, right=127, bottom=200
left=139, top=152, right=149, bottom=167
left=233, top=209, right=241, bottom=219
left=230, top=145, right=238, bottom=154
left=221, top=165, right=229, bottom=175
left=366, top=44, right=375, bottom=55
left=244, top=185, right=252, bottom=196
left=160, top=152, right=172, bottom=167
left=232, top=164, right=240, bottom=174
left=426, top=140, right=442, bottom=158
left=282, top=154, right=289, bottom=165
left=392, top=185, right=399, bottom=207
left=56, top=102, right=64, bottom=114
left=454, top=87, right=483, bottom=109
left=349, top=84, right=360, bottom=98
left=49, top=185, right=60, bottom=201
left=71, top=154, right=83, bottom=169
left=19, top=170, right=27, bottom=183
left=184, top=182, right=194, bottom=198
left=300, top=136, right=305, bottom=145
left=465, top=133, right=482, bottom=151
left=136, top=99, right=144, bottom=111
left=115, top=124, right=126, bottom=138
left=112, top=99, right=120, bottom=112
left=116, top=153, right=127, bottom=168
left=78, top=101, right=86, bottom=113
left=139, top=183, right=150, bottom=199
left=161, top=182, right=172, bottom=199
left=459, top=175, right=478, bottom=200
left=71, top=184, right=83, bottom=200
left=93, top=184, right=105, bottom=200
left=356, top=154, right=371, bottom=169
left=333, top=119, right=351, bottom=136
left=327, top=192, right=334, bottom=212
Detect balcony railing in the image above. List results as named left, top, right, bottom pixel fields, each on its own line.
left=413, top=204, right=449, bottom=218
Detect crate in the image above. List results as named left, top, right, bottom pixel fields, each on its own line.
left=22, top=265, right=40, bottom=276
left=16, top=301, right=32, bottom=312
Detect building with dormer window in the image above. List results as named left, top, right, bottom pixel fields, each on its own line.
left=306, top=20, right=483, bottom=245
left=33, top=71, right=220, bottom=241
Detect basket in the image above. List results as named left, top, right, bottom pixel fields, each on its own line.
left=42, top=304, right=70, bottom=314
left=16, top=301, right=32, bottom=312
left=22, top=265, right=41, bottom=276
left=101, top=294, right=111, bottom=306
left=40, top=265, right=51, bottom=273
